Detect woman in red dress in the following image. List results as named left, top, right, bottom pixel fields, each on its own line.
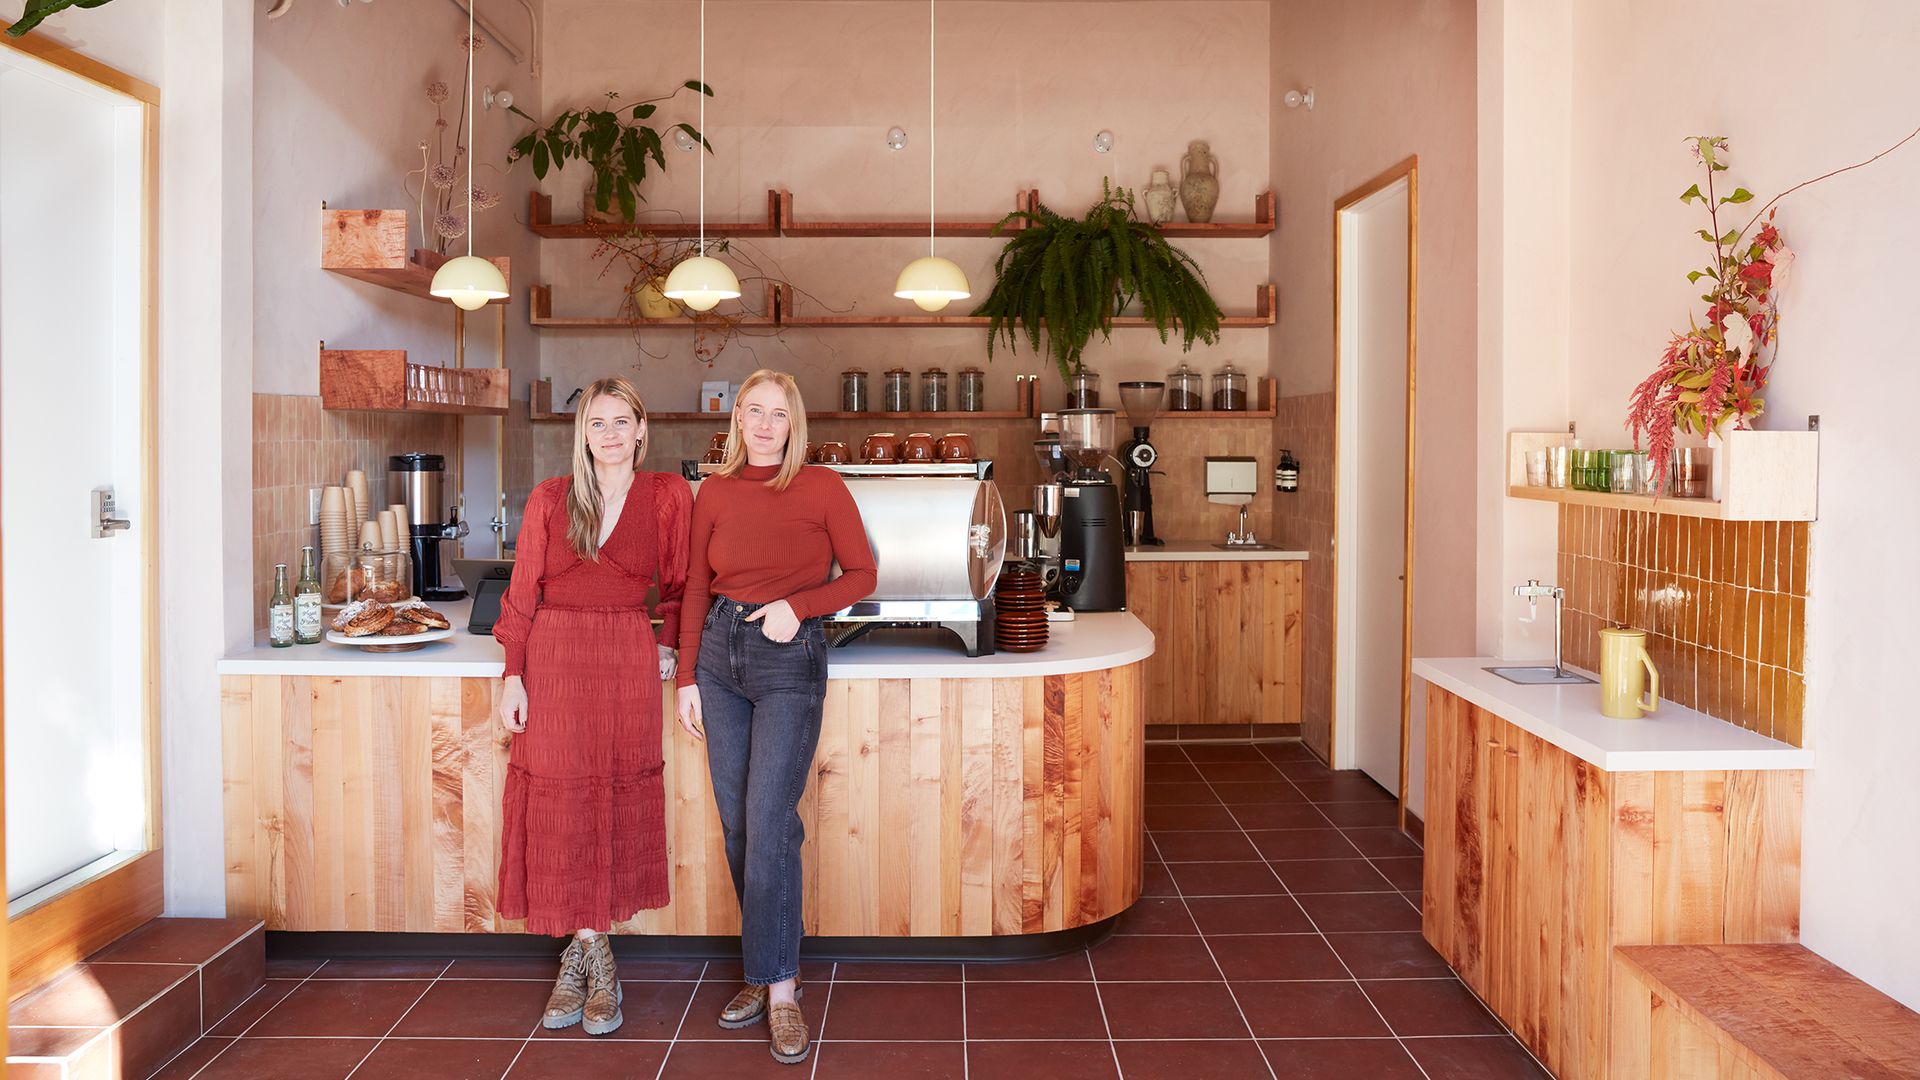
left=493, top=377, right=691, bottom=1036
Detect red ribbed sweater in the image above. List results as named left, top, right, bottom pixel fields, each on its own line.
left=676, top=463, right=877, bottom=685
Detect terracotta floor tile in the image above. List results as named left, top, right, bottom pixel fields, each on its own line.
left=201, top=929, right=268, bottom=1028
left=964, top=980, right=1108, bottom=1039
left=1275, top=759, right=1337, bottom=781
left=1341, top=827, right=1424, bottom=858
left=598, top=957, right=710, bottom=981
left=1325, top=933, right=1453, bottom=980
left=1098, top=979, right=1250, bottom=1039
left=701, top=958, right=834, bottom=985
left=355, top=1037, right=525, bottom=1079
left=1229, top=803, right=1334, bottom=830
left=1192, top=761, right=1284, bottom=783
left=660, top=1040, right=814, bottom=1079
left=1180, top=744, right=1275, bottom=763
left=263, top=954, right=325, bottom=979
left=1292, top=777, right=1396, bottom=804
left=967, top=1040, right=1119, bottom=1080
left=818, top=981, right=962, bottom=1041
left=814, top=1040, right=966, bottom=1078
left=1086, top=934, right=1221, bottom=981
left=390, top=978, right=551, bottom=1038
left=1145, top=744, right=1191, bottom=763
left=1257, top=741, right=1321, bottom=763
left=9, top=963, right=195, bottom=1027
left=1248, top=828, right=1364, bottom=861
left=1114, top=1039, right=1274, bottom=1080
left=1210, top=781, right=1311, bottom=806
left=149, top=1036, right=237, bottom=1080
left=1143, top=782, right=1221, bottom=806
left=832, top=960, right=962, bottom=981
left=1401, top=1035, right=1551, bottom=1078
left=962, top=951, right=1093, bottom=982
left=117, top=973, right=204, bottom=1080
left=1114, top=896, right=1200, bottom=935
left=1315, top=801, right=1403, bottom=828
left=506, top=1039, right=670, bottom=1079
left=188, top=1036, right=376, bottom=1079
left=1166, top=860, right=1287, bottom=897
left=441, top=956, right=571, bottom=981
left=1259, top=1037, right=1425, bottom=1078
left=245, top=978, right=433, bottom=1037
left=1239, top=980, right=1390, bottom=1038
left=526, top=978, right=698, bottom=1041
left=1145, top=803, right=1242, bottom=830
left=1184, top=895, right=1313, bottom=935
left=306, top=957, right=452, bottom=980
left=1145, top=762, right=1205, bottom=783
left=1270, top=858, right=1396, bottom=894
left=677, top=981, right=794, bottom=1041
left=85, top=918, right=262, bottom=966
left=208, top=979, right=302, bottom=1036
left=1372, top=856, right=1425, bottom=890
left=1149, top=830, right=1263, bottom=862
left=1362, top=979, right=1506, bottom=1036
left=1140, top=861, right=1180, bottom=897
left=1296, top=892, right=1423, bottom=933
left=1205, top=933, right=1349, bottom=981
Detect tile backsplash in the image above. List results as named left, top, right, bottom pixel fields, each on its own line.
left=1559, top=505, right=1808, bottom=746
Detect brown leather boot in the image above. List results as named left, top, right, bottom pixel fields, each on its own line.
left=717, top=975, right=804, bottom=1029
left=580, top=933, right=624, bottom=1036
left=540, top=937, right=589, bottom=1030
left=768, top=998, right=810, bottom=1064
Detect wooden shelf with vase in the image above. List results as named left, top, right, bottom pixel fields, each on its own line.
left=772, top=282, right=1278, bottom=330
left=1505, top=430, right=1818, bottom=521
left=320, top=348, right=508, bottom=416
left=776, top=189, right=1034, bottom=237
left=527, top=282, right=779, bottom=330
left=321, top=209, right=511, bottom=302
left=1080, top=189, right=1277, bottom=238
left=530, top=375, right=1037, bottom=424
left=524, top=189, right=782, bottom=239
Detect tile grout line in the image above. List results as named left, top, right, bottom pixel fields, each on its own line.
left=340, top=957, right=453, bottom=1080
left=956, top=961, right=968, bottom=1080
left=177, top=957, right=337, bottom=1080
left=1077, top=916, right=1125, bottom=1080
left=807, top=963, right=830, bottom=1080
left=652, top=958, right=707, bottom=1080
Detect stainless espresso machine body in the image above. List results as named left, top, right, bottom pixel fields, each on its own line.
left=685, top=460, right=1007, bottom=656
left=388, top=452, right=469, bottom=600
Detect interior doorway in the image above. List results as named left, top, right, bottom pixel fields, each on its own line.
left=1332, top=158, right=1417, bottom=805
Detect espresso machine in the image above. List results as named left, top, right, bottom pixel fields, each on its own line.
left=1117, top=381, right=1165, bottom=546
left=1052, top=409, right=1128, bottom=611
left=389, top=452, right=469, bottom=600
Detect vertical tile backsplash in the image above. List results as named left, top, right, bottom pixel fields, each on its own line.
left=1272, top=392, right=1334, bottom=754
left=1559, top=505, right=1809, bottom=746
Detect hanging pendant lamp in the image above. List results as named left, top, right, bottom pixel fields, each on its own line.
left=662, top=0, right=741, bottom=313
left=430, top=0, right=510, bottom=311
left=894, top=0, right=969, bottom=312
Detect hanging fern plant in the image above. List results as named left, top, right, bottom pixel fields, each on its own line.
left=976, top=179, right=1223, bottom=381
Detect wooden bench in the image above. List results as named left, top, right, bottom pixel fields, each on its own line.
left=1613, top=944, right=1920, bottom=1079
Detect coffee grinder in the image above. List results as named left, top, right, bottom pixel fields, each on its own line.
left=388, top=452, right=470, bottom=600
left=1054, top=408, right=1127, bottom=611
left=1117, top=381, right=1166, bottom=546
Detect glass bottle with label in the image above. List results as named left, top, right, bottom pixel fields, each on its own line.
left=269, top=564, right=294, bottom=648
left=295, top=546, right=323, bottom=644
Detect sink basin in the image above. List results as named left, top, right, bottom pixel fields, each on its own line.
left=1484, top=665, right=1594, bottom=686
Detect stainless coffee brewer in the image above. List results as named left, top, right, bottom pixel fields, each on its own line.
left=388, top=452, right=469, bottom=600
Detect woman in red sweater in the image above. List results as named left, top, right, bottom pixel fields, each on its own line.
left=493, top=377, right=691, bottom=1037
left=675, top=369, right=876, bottom=1065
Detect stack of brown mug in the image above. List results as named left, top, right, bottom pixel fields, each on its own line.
left=993, top=570, right=1048, bottom=652
left=859, top=431, right=974, bottom=464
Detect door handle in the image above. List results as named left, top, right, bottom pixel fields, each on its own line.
left=92, top=486, right=131, bottom=538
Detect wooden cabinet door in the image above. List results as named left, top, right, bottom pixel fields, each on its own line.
left=1124, top=560, right=1303, bottom=727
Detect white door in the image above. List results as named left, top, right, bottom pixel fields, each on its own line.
left=1335, top=177, right=1411, bottom=790
left=0, top=47, right=153, bottom=911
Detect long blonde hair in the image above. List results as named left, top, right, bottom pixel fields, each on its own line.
left=715, top=369, right=809, bottom=491
left=567, top=376, right=649, bottom=559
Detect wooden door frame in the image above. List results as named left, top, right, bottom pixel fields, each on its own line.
left=1329, top=156, right=1419, bottom=828
left=1, top=22, right=164, bottom=1002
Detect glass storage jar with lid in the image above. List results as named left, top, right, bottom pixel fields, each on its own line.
left=1065, top=368, right=1101, bottom=409
left=1166, top=362, right=1204, bottom=411
left=1211, top=362, right=1249, bottom=411
left=883, top=368, right=913, bottom=412
left=921, top=367, right=950, bottom=412
left=957, top=366, right=986, bottom=412
left=840, top=368, right=870, bottom=412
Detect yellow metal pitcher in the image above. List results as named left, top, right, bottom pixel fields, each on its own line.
left=1599, top=628, right=1660, bottom=718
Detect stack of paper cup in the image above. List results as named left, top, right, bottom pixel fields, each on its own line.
left=345, top=470, right=369, bottom=533
left=319, top=486, right=350, bottom=581
left=376, top=510, right=399, bottom=581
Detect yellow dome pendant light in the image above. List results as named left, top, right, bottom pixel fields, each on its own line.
left=662, top=0, right=741, bottom=313
left=894, top=0, right=970, bottom=313
left=429, top=0, right=510, bottom=311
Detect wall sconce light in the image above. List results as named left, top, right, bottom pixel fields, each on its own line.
left=1275, top=449, right=1300, bottom=493
left=1092, top=130, right=1114, bottom=154
left=483, top=85, right=513, bottom=111
left=887, top=126, right=909, bottom=151
left=1284, top=87, right=1316, bottom=111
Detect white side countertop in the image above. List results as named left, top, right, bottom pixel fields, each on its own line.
left=1124, top=541, right=1308, bottom=562
left=219, top=600, right=1154, bottom=680
left=1413, top=657, right=1812, bottom=772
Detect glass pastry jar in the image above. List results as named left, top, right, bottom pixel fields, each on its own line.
left=840, top=368, right=870, bottom=413
left=1211, top=363, right=1249, bottom=411
left=921, top=367, right=950, bottom=412
left=1165, top=362, right=1204, bottom=411
left=883, top=368, right=913, bottom=412
left=957, top=366, right=986, bottom=412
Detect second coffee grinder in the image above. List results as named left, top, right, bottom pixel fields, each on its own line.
left=1117, top=380, right=1166, bottom=546
left=1053, top=408, right=1128, bottom=611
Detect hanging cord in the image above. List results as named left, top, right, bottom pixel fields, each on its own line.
left=464, top=0, right=476, bottom=260
left=928, top=0, right=936, bottom=257
left=698, top=0, right=707, bottom=257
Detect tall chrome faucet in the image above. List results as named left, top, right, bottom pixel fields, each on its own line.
left=1513, top=579, right=1568, bottom=677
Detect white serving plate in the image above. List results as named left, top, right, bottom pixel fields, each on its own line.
left=326, top=626, right=456, bottom=649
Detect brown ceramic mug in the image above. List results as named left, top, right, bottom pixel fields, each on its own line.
left=936, top=432, right=975, bottom=462
left=862, top=432, right=899, bottom=463
left=815, top=440, right=850, bottom=464
left=710, top=431, right=730, bottom=449
left=701, top=447, right=726, bottom=464
left=901, top=432, right=936, bottom=462
left=804, top=442, right=819, bottom=462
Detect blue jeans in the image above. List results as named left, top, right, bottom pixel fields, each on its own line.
left=695, top=596, right=829, bottom=985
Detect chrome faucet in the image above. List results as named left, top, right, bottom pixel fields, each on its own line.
left=1513, top=579, right=1568, bottom=677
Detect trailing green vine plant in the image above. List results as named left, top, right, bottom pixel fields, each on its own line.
left=506, top=82, right=713, bottom=223
left=975, top=179, right=1223, bottom=381
left=5, top=0, right=116, bottom=38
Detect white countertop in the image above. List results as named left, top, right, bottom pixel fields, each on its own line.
left=1125, top=541, right=1308, bottom=562
left=219, top=599, right=1154, bottom=680
left=1413, top=657, right=1813, bottom=772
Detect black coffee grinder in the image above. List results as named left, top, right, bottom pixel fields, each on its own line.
left=1117, top=381, right=1166, bottom=546
left=1055, top=408, right=1128, bottom=611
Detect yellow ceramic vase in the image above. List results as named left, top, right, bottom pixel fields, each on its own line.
left=1599, top=627, right=1660, bottom=718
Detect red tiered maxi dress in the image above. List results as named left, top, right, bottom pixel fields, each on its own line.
left=492, top=472, right=692, bottom=934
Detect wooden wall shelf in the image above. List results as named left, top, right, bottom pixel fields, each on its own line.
left=530, top=376, right=1037, bottom=424
left=528, top=282, right=779, bottom=330
left=320, top=348, right=508, bottom=415
left=525, top=189, right=781, bottom=239
left=777, top=189, right=1032, bottom=237
left=1152, top=376, right=1278, bottom=418
left=775, top=282, right=1278, bottom=330
left=1142, top=190, right=1277, bottom=237
left=322, top=209, right=511, bottom=302
left=1506, top=430, right=1818, bottom=521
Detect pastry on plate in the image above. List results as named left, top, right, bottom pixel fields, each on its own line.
left=334, top=599, right=395, bottom=637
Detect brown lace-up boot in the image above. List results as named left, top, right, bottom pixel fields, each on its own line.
left=540, top=937, right=589, bottom=1030
left=580, top=933, right=624, bottom=1035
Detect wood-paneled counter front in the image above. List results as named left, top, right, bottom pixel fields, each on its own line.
left=1122, top=545, right=1304, bottom=726
left=217, top=612, right=1151, bottom=944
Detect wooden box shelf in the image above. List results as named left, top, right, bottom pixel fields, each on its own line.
left=1506, top=430, right=1818, bottom=521
left=525, top=189, right=782, bottom=239
left=527, top=282, right=779, bottom=330
left=776, top=189, right=1033, bottom=237
left=320, top=348, right=507, bottom=415
left=322, top=210, right=510, bottom=302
